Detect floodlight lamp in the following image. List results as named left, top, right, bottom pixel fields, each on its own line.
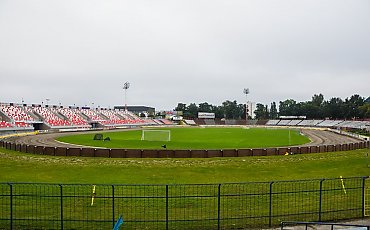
left=123, top=82, right=130, bottom=90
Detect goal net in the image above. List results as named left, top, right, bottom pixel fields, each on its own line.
left=141, top=130, right=171, bottom=142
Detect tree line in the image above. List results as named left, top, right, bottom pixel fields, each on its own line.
left=174, top=94, right=370, bottom=120
left=174, top=101, right=246, bottom=119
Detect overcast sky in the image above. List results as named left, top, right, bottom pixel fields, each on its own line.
left=0, top=0, right=369, bottom=110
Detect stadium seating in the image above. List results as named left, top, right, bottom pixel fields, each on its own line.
left=264, top=119, right=370, bottom=133
left=0, top=105, right=34, bottom=122
left=287, top=120, right=303, bottom=126
left=297, top=120, right=324, bottom=126
left=0, top=121, right=12, bottom=128
left=0, top=103, right=169, bottom=130
left=32, top=107, right=71, bottom=127
left=316, top=120, right=344, bottom=127
left=115, top=110, right=146, bottom=124
left=204, top=119, right=216, bottom=125
left=266, top=120, right=279, bottom=125
left=184, top=120, right=197, bottom=125
left=277, top=120, right=291, bottom=126
left=158, top=119, right=173, bottom=125
left=14, top=121, right=30, bottom=127
left=81, top=109, right=106, bottom=122
left=98, top=110, right=129, bottom=125
left=56, top=108, right=89, bottom=126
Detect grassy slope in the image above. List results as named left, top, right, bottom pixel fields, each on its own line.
left=0, top=147, right=368, bottom=184
left=56, top=127, right=309, bottom=150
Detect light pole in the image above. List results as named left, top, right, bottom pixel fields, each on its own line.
left=123, top=82, right=130, bottom=112
left=243, top=88, right=250, bottom=124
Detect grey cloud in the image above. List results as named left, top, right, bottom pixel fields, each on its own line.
left=0, top=0, right=369, bottom=110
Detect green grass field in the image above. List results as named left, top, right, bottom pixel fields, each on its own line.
left=57, top=127, right=309, bottom=150
left=0, top=147, right=368, bottom=184
left=1, top=142, right=369, bottom=229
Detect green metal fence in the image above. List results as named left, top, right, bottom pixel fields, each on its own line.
left=0, top=177, right=368, bottom=229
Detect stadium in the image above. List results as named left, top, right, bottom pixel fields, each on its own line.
left=0, top=102, right=369, bottom=229
left=1, top=1, right=370, bottom=229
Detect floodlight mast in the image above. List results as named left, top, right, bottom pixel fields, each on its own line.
left=123, top=82, right=130, bottom=112
left=243, top=88, right=250, bottom=124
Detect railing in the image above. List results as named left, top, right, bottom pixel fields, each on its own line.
left=0, top=177, right=368, bottom=229
left=280, top=221, right=370, bottom=229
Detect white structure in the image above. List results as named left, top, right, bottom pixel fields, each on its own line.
left=246, top=101, right=256, bottom=119
left=141, top=130, right=171, bottom=142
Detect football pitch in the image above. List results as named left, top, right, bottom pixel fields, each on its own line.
left=57, top=127, right=310, bottom=150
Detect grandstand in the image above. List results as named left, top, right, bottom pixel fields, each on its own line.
left=297, top=119, right=324, bottom=127
left=1, top=102, right=369, bottom=135
left=0, top=103, right=153, bottom=132
left=31, top=106, right=72, bottom=127
left=265, top=118, right=370, bottom=132
left=0, top=105, right=34, bottom=125
left=266, top=119, right=279, bottom=125
left=55, top=108, right=89, bottom=127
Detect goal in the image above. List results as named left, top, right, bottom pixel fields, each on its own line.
left=141, top=130, right=171, bottom=142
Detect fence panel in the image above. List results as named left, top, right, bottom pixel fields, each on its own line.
left=321, top=177, right=365, bottom=221
left=270, top=180, right=321, bottom=226
left=0, top=184, right=10, bottom=229
left=11, top=183, right=61, bottom=229
left=0, top=177, right=367, bottom=229
left=168, top=184, right=218, bottom=230
left=221, top=182, right=271, bottom=228
left=114, top=185, right=167, bottom=230
left=62, top=184, right=113, bottom=229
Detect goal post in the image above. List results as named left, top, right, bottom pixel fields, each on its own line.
left=141, top=130, right=171, bottom=142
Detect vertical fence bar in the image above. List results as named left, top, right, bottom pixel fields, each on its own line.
left=319, top=179, right=324, bottom=222
left=269, top=182, right=274, bottom=228
left=166, top=184, right=169, bottom=230
left=112, top=185, right=115, bottom=229
left=8, top=183, right=13, bottom=230
left=59, top=184, right=63, bottom=230
left=217, top=184, right=221, bottom=230
left=362, top=177, right=367, bottom=218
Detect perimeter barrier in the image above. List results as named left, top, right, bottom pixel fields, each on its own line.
left=0, top=139, right=369, bottom=158
left=280, top=221, right=370, bottom=229
left=0, top=177, right=368, bottom=229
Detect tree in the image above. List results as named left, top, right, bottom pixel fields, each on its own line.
left=221, top=100, right=244, bottom=119
left=211, top=105, right=224, bottom=119
left=311, top=94, right=324, bottom=107
left=198, top=102, right=212, bottom=113
left=359, top=104, right=370, bottom=118
left=254, top=103, right=269, bottom=119
left=279, top=99, right=298, bottom=116
left=323, top=97, right=345, bottom=119
left=344, top=94, right=365, bottom=119
left=174, top=103, right=186, bottom=112
left=185, top=103, right=198, bottom=119
left=269, top=102, right=278, bottom=119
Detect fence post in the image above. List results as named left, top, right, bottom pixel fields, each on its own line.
left=269, top=182, right=274, bottom=228
left=218, top=184, right=221, bottom=230
left=8, top=183, right=13, bottom=230
left=362, top=177, right=367, bottom=218
left=112, top=185, right=115, bottom=229
left=59, top=184, right=63, bottom=230
left=166, top=184, right=169, bottom=230
left=319, top=179, right=324, bottom=222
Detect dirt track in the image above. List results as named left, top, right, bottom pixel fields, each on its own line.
left=7, top=128, right=362, bottom=149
